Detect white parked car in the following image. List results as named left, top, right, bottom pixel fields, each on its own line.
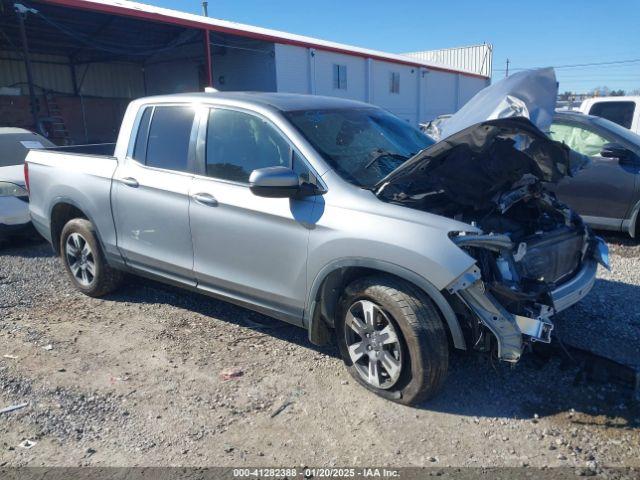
left=579, top=96, right=640, bottom=135
left=0, top=128, right=54, bottom=242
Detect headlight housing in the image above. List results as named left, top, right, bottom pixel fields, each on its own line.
left=0, top=181, right=28, bottom=197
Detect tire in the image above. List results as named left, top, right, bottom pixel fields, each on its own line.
left=336, top=275, right=449, bottom=405
left=59, top=218, right=123, bottom=297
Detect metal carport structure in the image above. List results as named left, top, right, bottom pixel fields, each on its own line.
left=0, top=0, right=490, bottom=144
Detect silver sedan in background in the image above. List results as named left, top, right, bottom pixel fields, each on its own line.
left=0, top=127, right=54, bottom=243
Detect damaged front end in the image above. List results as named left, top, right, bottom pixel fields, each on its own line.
left=448, top=220, right=608, bottom=362
left=376, top=117, right=609, bottom=362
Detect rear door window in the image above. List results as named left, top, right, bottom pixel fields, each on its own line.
left=588, top=101, right=635, bottom=129
left=145, top=106, right=196, bottom=172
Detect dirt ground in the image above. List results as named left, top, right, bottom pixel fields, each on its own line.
left=0, top=235, right=639, bottom=469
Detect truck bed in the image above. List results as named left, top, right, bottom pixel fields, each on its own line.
left=46, top=143, right=116, bottom=156
left=25, top=147, right=120, bottom=260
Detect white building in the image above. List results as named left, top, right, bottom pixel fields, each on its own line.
left=273, top=44, right=491, bottom=125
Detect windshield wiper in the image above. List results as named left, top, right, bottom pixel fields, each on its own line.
left=364, top=149, right=410, bottom=170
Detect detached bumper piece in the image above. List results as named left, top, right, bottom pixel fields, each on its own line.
left=447, top=239, right=606, bottom=363
left=514, top=314, right=553, bottom=343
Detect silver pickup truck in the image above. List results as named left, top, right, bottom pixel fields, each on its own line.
left=26, top=92, right=608, bottom=404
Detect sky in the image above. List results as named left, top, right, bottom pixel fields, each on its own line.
left=146, top=0, right=640, bottom=93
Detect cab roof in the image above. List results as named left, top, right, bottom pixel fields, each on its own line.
left=136, top=91, right=374, bottom=112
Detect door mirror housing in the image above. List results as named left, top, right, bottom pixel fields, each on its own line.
left=249, top=166, right=301, bottom=198
left=601, top=143, right=631, bottom=160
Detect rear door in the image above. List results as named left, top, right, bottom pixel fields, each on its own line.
left=189, top=107, right=318, bottom=323
left=549, top=119, right=637, bottom=228
left=112, top=104, right=198, bottom=284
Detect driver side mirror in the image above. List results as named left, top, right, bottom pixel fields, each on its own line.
left=601, top=143, right=633, bottom=162
left=249, top=166, right=301, bottom=198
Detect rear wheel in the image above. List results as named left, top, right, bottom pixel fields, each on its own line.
left=60, top=218, right=123, bottom=297
left=336, top=275, right=449, bottom=405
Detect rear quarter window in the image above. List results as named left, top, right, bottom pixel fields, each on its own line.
left=132, top=107, right=152, bottom=162
left=588, top=101, right=635, bottom=129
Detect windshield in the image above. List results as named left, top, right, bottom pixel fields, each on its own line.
left=284, top=108, right=434, bottom=187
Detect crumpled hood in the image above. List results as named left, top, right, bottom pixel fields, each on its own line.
left=439, top=68, right=558, bottom=140
left=375, top=117, right=587, bottom=214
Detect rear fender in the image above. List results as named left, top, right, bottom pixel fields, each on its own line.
left=48, top=196, right=124, bottom=268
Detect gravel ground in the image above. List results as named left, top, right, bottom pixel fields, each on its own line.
left=554, top=235, right=640, bottom=369
left=0, top=235, right=638, bottom=470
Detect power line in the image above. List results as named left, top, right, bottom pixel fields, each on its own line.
left=495, top=58, right=640, bottom=72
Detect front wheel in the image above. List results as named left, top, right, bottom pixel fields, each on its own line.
left=336, top=275, right=449, bottom=405
left=60, top=218, right=123, bottom=297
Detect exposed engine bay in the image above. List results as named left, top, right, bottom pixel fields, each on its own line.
left=375, top=117, right=609, bottom=362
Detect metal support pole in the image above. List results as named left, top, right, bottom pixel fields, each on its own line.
left=15, top=5, right=39, bottom=129
left=70, top=62, right=79, bottom=96
left=203, top=29, right=213, bottom=87
left=202, top=1, right=209, bottom=16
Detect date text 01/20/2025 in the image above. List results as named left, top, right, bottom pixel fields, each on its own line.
left=232, top=468, right=400, bottom=478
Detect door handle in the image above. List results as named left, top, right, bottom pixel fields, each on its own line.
left=120, top=177, right=139, bottom=188
left=192, top=192, right=218, bottom=206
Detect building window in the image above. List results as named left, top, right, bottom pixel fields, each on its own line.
left=390, top=72, right=400, bottom=94
left=333, top=64, right=347, bottom=90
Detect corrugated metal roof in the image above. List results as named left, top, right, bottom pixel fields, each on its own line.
left=403, top=44, right=493, bottom=78
left=0, top=1, right=193, bottom=64
left=40, top=0, right=489, bottom=79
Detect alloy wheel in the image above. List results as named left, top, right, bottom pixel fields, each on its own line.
left=344, top=299, right=403, bottom=389
left=65, top=233, right=96, bottom=287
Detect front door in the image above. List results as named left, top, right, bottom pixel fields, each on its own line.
left=549, top=120, right=637, bottom=228
left=189, top=107, right=317, bottom=323
left=112, top=104, right=198, bottom=284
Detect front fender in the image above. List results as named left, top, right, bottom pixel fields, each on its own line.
left=305, top=257, right=467, bottom=350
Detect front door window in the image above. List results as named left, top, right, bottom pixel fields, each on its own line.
left=205, top=108, right=292, bottom=183
left=549, top=123, right=608, bottom=157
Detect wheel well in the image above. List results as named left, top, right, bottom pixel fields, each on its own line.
left=629, top=200, right=640, bottom=238
left=310, top=266, right=457, bottom=348
left=315, top=267, right=378, bottom=328
left=50, top=203, right=87, bottom=254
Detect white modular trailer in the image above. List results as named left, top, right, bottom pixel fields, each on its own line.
left=274, top=44, right=490, bottom=126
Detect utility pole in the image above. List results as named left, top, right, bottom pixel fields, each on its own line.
left=14, top=3, right=39, bottom=130
left=202, top=1, right=208, bottom=16
left=505, top=58, right=510, bottom=78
